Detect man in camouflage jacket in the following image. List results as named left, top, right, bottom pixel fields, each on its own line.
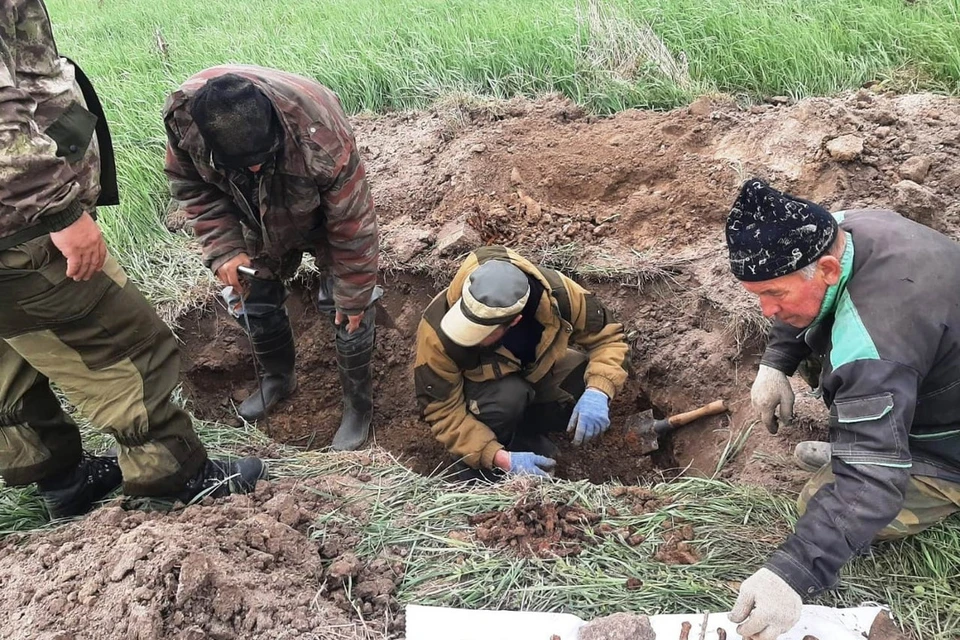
left=0, top=0, right=263, bottom=519
left=163, top=66, right=380, bottom=450
left=415, top=246, right=629, bottom=479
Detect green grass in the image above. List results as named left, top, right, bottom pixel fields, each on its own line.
left=44, top=0, right=960, bottom=310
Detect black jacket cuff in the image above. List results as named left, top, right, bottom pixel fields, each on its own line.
left=42, top=200, right=84, bottom=233
left=764, top=549, right=832, bottom=598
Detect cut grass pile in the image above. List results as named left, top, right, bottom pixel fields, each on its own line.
left=2, top=420, right=957, bottom=639
left=45, top=0, right=960, bottom=310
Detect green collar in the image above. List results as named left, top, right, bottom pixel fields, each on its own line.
left=809, top=230, right=854, bottom=327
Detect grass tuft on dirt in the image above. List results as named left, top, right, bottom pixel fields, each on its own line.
left=2, top=417, right=958, bottom=638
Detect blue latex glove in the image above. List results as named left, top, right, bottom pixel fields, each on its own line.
left=508, top=452, right=556, bottom=477
left=567, top=388, right=610, bottom=445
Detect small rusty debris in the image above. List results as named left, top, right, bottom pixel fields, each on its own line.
left=801, top=636, right=819, bottom=640
left=679, top=621, right=692, bottom=640
left=550, top=635, right=561, bottom=640
left=717, top=629, right=727, bottom=640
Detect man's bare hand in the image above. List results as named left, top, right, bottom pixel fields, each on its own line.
left=49, top=211, right=107, bottom=281
left=335, top=309, right=364, bottom=334
left=215, top=253, right=253, bottom=294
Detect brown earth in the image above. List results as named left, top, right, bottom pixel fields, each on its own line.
left=3, top=89, right=959, bottom=639
left=180, top=88, right=960, bottom=491
left=466, top=498, right=605, bottom=558
left=0, top=473, right=405, bottom=640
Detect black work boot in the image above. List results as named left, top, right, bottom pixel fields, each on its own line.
left=331, top=310, right=376, bottom=451
left=238, top=323, right=298, bottom=422
left=178, top=456, right=267, bottom=503
left=38, top=452, right=122, bottom=519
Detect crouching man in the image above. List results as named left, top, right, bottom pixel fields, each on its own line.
left=414, top=247, right=629, bottom=480
left=725, top=179, right=960, bottom=640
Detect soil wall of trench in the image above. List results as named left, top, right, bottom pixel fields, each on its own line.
left=178, top=89, right=960, bottom=489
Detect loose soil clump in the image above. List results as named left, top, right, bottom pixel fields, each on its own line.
left=0, top=478, right=403, bottom=640
left=468, top=498, right=604, bottom=558
left=653, top=522, right=700, bottom=565
left=579, top=613, right=656, bottom=640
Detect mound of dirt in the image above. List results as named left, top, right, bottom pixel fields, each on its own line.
left=467, top=499, right=606, bottom=558
left=0, top=479, right=403, bottom=640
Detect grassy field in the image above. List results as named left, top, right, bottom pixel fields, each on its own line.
left=46, top=0, right=960, bottom=313
left=2, top=1, right=957, bottom=637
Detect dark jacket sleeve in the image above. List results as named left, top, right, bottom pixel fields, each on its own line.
left=765, top=358, right=916, bottom=596
left=163, top=123, right=247, bottom=274
left=759, top=320, right=811, bottom=376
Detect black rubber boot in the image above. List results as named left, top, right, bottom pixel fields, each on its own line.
left=178, top=456, right=267, bottom=503
left=238, top=323, right=298, bottom=422
left=38, top=452, right=122, bottom=519
left=331, top=309, right=376, bottom=451
left=223, top=278, right=298, bottom=422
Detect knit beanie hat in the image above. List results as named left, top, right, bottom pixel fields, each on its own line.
left=726, top=178, right=838, bottom=282
left=190, top=73, right=282, bottom=169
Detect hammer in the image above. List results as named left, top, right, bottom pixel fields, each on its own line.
left=624, top=400, right=728, bottom=455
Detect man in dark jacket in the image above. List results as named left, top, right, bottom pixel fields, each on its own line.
left=164, top=66, right=380, bottom=451
left=725, top=178, right=960, bottom=640
left=0, top=0, right=263, bottom=519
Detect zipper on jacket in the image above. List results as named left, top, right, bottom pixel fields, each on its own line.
left=227, top=174, right=264, bottom=235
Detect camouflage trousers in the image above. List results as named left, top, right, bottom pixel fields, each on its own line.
left=799, top=464, right=960, bottom=539
left=0, top=236, right=206, bottom=496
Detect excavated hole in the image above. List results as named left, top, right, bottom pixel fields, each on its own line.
left=177, top=273, right=685, bottom=484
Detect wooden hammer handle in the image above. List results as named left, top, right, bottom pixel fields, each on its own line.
left=668, top=400, right=728, bottom=427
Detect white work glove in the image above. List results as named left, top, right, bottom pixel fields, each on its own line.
left=751, top=365, right=794, bottom=434
left=729, top=568, right=802, bottom=640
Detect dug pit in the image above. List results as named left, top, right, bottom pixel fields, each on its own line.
left=177, top=273, right=691, bottom=485
left=175, top=89, right=960, bottom=488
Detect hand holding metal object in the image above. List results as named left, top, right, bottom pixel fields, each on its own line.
left=237, top=264, right=260, bottom=278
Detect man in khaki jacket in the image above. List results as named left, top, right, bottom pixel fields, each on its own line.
left=415, top=246, right=629, bottom=479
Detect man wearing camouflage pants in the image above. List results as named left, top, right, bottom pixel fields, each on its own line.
left=163, top=66, right=380, bottom=451
left=0, top=0, right=264, bottom=519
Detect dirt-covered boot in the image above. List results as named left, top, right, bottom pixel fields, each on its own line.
left=794, top=441, right=831, bottom=472
left=38, top=452, right=122, bottom=519
left=331, top=310, right=375, bottom=451
left=178, top=456, right=267, bottom=503
left=238, top=323, right=297, bottom=422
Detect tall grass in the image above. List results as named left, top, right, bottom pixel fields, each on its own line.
left=46, top=0, right=960, bottom=309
